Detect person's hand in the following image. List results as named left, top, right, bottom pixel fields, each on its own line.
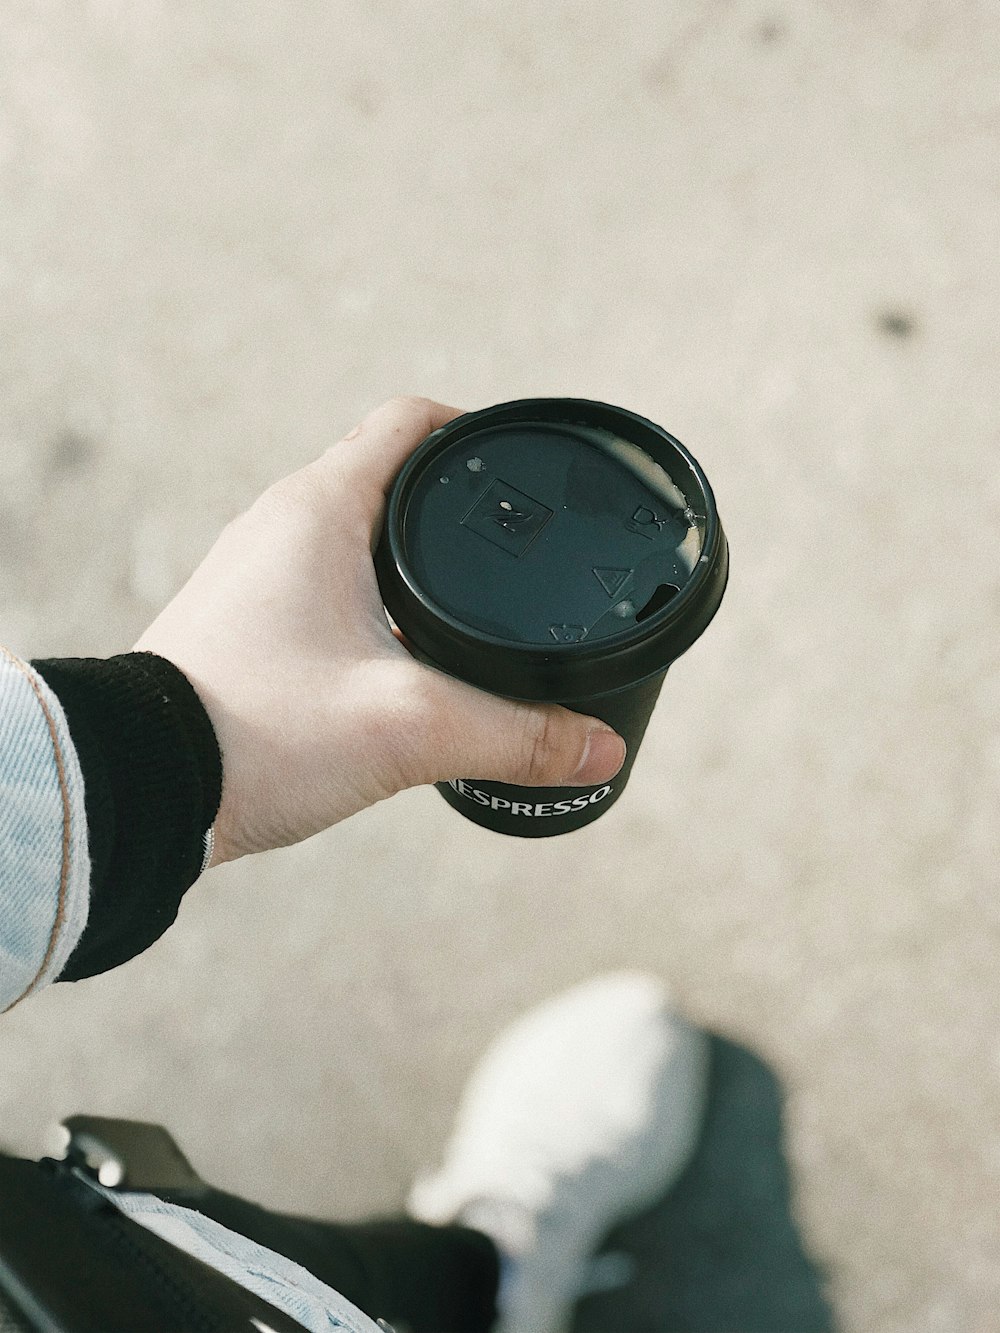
left=135, top=397, right=627, bottom=865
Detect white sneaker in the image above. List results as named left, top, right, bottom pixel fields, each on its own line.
left=407, top=972, right=709, bottom=1333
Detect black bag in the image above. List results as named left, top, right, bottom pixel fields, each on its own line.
left=0, top=1119, right=308, bottom=1333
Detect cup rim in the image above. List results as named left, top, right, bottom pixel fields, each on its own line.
left=375, top=397, right=729, bottom=700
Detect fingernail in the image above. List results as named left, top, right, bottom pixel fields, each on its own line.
left=572, top=726, right=627, bottom=784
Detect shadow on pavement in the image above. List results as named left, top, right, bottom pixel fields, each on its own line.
left=574, top=1035, right=836, bottom=1333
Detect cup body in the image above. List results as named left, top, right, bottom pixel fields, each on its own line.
left=374, top=397, right=728, bottom=838
left=435, top=668, right=668, bottom=836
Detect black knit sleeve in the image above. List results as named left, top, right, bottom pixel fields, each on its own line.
left=28, top=653, right=223, bottom=981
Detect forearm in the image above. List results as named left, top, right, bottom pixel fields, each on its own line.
left=0, top=649, right=91, bottom=1012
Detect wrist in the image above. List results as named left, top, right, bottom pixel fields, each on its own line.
left=30, top=652, right=223, bottom=979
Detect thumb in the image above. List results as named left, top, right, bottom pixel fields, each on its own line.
left=417, top=675, right=627, bottom=789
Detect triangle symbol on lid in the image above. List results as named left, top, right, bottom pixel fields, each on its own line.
left=592, top=566, right=633, bottom=598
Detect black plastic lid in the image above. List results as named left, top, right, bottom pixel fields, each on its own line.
left=374, top=398, right=728, bottom=702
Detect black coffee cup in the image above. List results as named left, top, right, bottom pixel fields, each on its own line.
left=374, top=398, right=728, bottom=836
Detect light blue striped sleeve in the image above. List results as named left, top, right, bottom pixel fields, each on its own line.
left=0, top=646, right=91, bottom=1013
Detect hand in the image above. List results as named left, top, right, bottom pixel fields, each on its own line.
left=135, top=397, right=627, bottom=865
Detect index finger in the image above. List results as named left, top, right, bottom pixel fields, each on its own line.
left=337, top=395, right=467, bottom=498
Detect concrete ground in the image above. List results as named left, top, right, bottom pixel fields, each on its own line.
left=1, top=3, right=998, bottom=1329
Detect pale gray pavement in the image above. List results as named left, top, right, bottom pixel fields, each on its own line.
left=1, top=4, right=999, bottom=1329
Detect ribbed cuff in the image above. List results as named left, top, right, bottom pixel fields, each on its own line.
left=29, top=653, right=223, bottom=982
